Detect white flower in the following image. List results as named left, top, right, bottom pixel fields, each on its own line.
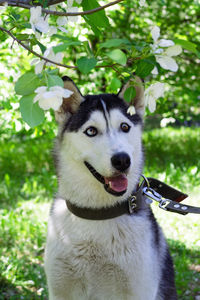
left=34, top=86, right=73, bottom=111
left=31, top=48, right=63, bottom=74
left=67, top=0, right=74, bottom=7
left=139, top=0, right=146, bottom=6
left=150, top=26, right=182, bottom=72
left=75, top=0, right=82, bottom=4
left=48, top=26, right=57, bottom=36
left=31, top=58, right=44, bottom=74
left=57, top=16, right=68, bottom=26
left=68, top=7, right=79, bottom=23
left=127, top=106, right=136, bottom=116
left=165, top=45, right=182, bottom=56
left=30, top=6, right=49, bottom=33
left=151, top=26, right=175, bottom=47
left=58, top=27, right=68, bottom=33
left=156, top=45, right=182, bottom=72
left=151, top=26, right=160, bottom=43
left=44, top=48, right=63, bottom=66
left=155, top=56, right=178, bottom=72
left=0, top=2, right=8, bottom=13
left=144, top=82, right=165, bottom=113
left=160, top=117, right=175, bottom=128
left=158, top=39, right=174, bottom=47
left=49, top=4, right=57, bottom=11
left=151, top=66, right=158, bottom=75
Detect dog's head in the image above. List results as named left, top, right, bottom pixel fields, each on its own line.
left=55, top=77, right=145, bottom=207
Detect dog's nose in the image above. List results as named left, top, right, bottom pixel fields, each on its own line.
left=111, top=152, right=131, bottom=172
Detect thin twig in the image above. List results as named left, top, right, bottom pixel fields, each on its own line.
left=0, top=0, right=124, bottom=17
left=0, top=26, right=118, bottom=69
left=0, top=26, right=77, bottom=69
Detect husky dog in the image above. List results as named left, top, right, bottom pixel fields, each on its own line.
left=44, top=77, right=177, bottom=300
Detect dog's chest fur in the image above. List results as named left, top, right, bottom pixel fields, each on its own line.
left=46, top=198, right=162, bottom=299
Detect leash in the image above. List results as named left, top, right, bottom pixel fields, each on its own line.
left=66, top=175, right=200, bottom=220
left=141, top=176, right=200, bottom=215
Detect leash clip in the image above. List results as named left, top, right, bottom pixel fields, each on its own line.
left=143, top=187, right=171, bottom=211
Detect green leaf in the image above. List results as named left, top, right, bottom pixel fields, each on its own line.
left=82, top=0, right=110, bottom=28
left=15, top=72, right=41, bottom=96
left=106, top=49, right=127, bottom=65
left=136, top=58, right=156, bottom=78
left=53, top=41, right=81, bottom=54
left=77, top=57, right=97, bottom=74
left=47, top=74, right=64, bottom=88
left=20, top=94, right=44, bottom=127
left=36, top=40, right=47, bottom=54
left=47, top=69, right=59, bottom=76
left=124, top=86, right=136, bottom=103
left=15, top=34, right=30, bottom=40
left=52, top=34, right=80, bottom=41
left=174, top=39, right=198, bottom=54
left=100, top=39, right=131, bottom=49
left=83, top=15, right=101, bottom=36
left=132, top=41, right=147, bottom=51
left=110, top=78, right=121, bottom=92
left=83, top=41, right=94, bottom=57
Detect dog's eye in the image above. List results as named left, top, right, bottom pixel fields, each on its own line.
left=84, top=126, right=98, bottom=137
left=120, top=122, right=131, bottom=133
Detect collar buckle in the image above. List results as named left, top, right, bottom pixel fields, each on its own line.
left=128, top=195, right=137, bottom=214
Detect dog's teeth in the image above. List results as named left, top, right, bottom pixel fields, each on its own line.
left=109, top=181, right=112, bottom=188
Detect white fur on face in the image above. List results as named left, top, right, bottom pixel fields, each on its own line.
left=58, top=108, right=143, bottom=208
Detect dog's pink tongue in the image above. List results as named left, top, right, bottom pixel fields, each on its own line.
left=104, top=174, right=128, bottom=192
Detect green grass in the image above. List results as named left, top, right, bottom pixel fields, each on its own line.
left=0, top=127, right=199, bottom=299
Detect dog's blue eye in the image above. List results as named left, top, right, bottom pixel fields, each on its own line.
left=120, top=122, right=131, bottom=133
left=84, top=126, right=98, bottom=137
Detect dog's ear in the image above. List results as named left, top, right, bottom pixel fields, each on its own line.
left=55, top=76, right=84, bottom=123
left=118, top=76, right=145, bottom=117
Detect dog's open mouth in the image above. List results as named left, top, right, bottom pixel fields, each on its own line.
left=84, top=162, right=128, bottom=196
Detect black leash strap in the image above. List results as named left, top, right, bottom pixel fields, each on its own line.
left=143, top=177, right=200, bottom=215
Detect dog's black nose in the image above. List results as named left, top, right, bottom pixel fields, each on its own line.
left=111, top=152, right=131, bottom=172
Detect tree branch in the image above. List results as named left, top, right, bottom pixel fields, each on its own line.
left=0, top=26, right=77, bottom=69
left=0, top=0, right=124, bottom=17
left=0, top=26, right=117, bottom=70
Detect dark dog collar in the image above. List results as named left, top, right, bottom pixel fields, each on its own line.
left=65, top=176, right=200, bottom=220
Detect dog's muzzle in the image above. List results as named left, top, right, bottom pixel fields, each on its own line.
left=84, top=161, right=128, bottom=196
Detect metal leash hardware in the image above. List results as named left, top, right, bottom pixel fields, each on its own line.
left=142, top=186, right=171, bottom=211
left=141, top=174, right=171, bottom=210
left=140, top=175, right=200, bottom=215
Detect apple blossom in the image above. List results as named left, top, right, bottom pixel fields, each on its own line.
left=151, top=26, right=174, bottom=47
left=67, top=0, right=82, bottom=6
left=67, top=0, right=74, bottom=7
left=150, top=26, right=182, bottom=72
left=151, top=66, right=158, bottom=75
left=127, top=106, right=136, bottom=116
left=30, top=7, right=49, bottom=34
left=57, top=16, right=68, bottom=27
left=67, top=7, right=79, bottom=23
left=0, top=2, right=8, bottom=13
left=31, top=48, right=63, bottom=74
left=139, top=0, right=146, bottom=7
left=34, top=86, right=73, bottom=111
left=144, top=82, right=165, bottom=113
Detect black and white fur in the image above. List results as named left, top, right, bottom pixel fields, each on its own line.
left=44, top=77, right=177, bottom=300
